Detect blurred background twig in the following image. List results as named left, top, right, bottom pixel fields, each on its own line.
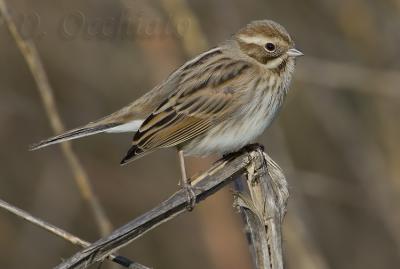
left=0, top=0, right=112, bottom=236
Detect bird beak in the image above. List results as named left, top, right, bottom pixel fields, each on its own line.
left=287, top=48, right=304, bottom=57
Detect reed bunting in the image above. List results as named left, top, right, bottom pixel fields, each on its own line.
left=31, top=20, right=303, bottom=207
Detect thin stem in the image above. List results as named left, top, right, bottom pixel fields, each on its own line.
left=0, top=0, right=112, bottom=236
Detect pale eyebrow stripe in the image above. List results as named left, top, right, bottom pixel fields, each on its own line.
left=238, top=35, right=271, bottom=46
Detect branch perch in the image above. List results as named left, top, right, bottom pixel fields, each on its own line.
left=54, top=145, right=289, bottom=269
left=234, top=149, right=288, bottom=269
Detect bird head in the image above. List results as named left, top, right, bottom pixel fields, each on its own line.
left=235, top=20, right=303, bottom=70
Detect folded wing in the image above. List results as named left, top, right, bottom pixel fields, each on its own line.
left=121, top=58, right=253, bottom=164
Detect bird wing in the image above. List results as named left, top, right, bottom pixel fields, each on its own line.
left=121, top=57, right=254, bottom=163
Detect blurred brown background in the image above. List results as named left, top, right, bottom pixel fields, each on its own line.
left=1, top=0, right=400, bottom=268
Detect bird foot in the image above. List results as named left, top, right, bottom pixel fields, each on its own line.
left=182, top=183, right=197, bottom=211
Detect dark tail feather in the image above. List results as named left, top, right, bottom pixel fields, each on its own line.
left=30, top=123, right=120, bottom=151
left=120, top=145, right=152, bottom=165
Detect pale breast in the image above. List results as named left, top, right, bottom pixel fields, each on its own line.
left=183, top=76, right=285, bottom=156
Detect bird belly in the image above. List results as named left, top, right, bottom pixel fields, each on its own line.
left=184, top=119, right=268, bottom=156
left=183, top=86, right=283, bottom=156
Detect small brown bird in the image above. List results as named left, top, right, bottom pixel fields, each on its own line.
left=31, top=20, right=302, bottom=206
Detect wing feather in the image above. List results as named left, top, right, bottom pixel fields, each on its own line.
left=120, top=53, right=255, bottom=163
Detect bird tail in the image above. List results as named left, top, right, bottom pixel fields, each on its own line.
left=29, top=122, right=122, bottom=151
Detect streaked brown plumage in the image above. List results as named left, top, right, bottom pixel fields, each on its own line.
left=31, top=20, right=302, bottom=190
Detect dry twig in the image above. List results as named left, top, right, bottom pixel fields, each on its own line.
left=53, top=145, right=288, bottom=269
left=234, top=149, right=288, bottom=269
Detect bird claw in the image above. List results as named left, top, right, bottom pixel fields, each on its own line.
left=183, top=183, right=197, bottom=211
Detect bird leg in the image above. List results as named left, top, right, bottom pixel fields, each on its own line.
left=178, top=150, right=196, bottom=211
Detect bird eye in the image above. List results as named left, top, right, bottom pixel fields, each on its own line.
left=265, top=43, right=276, bottom=52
